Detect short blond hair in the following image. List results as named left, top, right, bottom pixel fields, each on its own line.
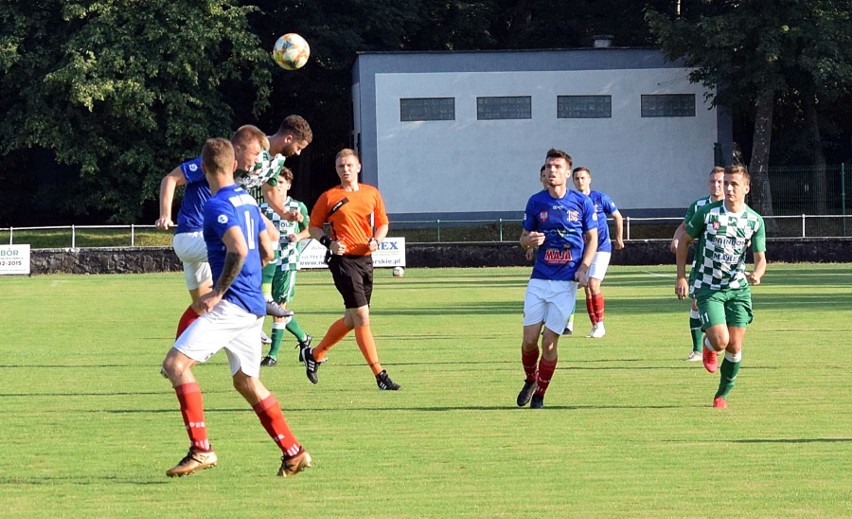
left=200, top=138, right=235, bottom=175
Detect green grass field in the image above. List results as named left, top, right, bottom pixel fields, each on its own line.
left=1, top=264, right=851, bottom=518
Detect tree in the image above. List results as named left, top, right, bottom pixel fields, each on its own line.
left=646, top=0, right=852, bottom=218
left=0, top=0, right=270, bottom=224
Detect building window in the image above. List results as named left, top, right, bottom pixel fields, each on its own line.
left=557, top=95, right=612, bottom=118
left=641, top=94, right=695, bottom=117
left=476, top=96, right=532, bottom=120
left=400, top=97, right=455, bottom=121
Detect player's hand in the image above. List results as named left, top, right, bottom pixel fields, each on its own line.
left=286, top=234, right=298, bottom=243
left=332, top=240, right=346, bottom=255
left=192, top=290, right=222, bottom=315
left=669, top=239, right=678, bottom=255
left=525, top=247, right=536, bottom=261
left=747, top=272, right=762, bottom=286
left=615, top=237, right=624, bottom=251
left=675, top=277, right=689, bottom=300
left=575, top=264, right=590, bottom=287
left=527, top=231, right=545, bottom=248
left=155, top=216, right=174, bottom=230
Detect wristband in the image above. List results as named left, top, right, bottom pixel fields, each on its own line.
left=319, top=235, right=332, bottom=248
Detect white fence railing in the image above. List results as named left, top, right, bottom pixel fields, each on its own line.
left=1, top=214, right=850, bottom=248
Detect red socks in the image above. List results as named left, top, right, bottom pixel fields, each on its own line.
left=522, top=347, right=539, bottom=382
left=535, top=358, right=558, bottom=396
left=585, top=293, right=606, bottom=325
left=253, top=395, right=301, bottom=458
left=175, top=306, right=200, bottom=339
left=174, top=382, right=210, bottom=451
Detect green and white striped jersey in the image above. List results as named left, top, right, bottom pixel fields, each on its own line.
left=236, top=150, right=286, bottom=201
left=684, top=195, right=714, bottom=286
left=685, top=200, right=766, bottom=291
left=260, top=197, right=309, bottom=272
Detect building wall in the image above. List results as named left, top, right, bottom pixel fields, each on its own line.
left=352, top=49, right=731, bottom=221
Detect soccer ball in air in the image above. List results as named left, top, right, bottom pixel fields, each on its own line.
left=392, top=266, right=405, bottom=278
left=272, top=33, right=310, bottom=70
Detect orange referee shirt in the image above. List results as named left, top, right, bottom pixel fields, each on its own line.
left=309, top=184, right=389, bottom=257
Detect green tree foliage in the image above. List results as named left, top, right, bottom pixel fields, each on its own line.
left=646, top=0, right=852, bottom=216
left=0, top=0, right=270, bottom=224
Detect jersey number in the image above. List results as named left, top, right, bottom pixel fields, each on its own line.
left=244, top=211, right=256, bottom=250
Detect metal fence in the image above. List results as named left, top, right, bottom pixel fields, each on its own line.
left=2, top=214, right=850, bottom=249
left=2, top=163, right=850, bottom=248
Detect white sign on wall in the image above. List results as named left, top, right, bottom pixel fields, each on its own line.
left=0, top=244, right=31, bottom=275
left=298, top=237, right=406, bottom=270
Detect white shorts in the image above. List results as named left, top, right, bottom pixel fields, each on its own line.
left=173, top=231, right=211, bottom=290
left=173, top=300, right=264, bottom=378
left=588, top=251, right=612, bottom=281
left=523, top=278, right=579, bottom=333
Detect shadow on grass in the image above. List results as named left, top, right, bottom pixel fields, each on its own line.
left=0, top=475, right=170, bottom=485
left=726, top=437, right=852, bottom=444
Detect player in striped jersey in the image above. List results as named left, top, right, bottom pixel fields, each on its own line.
left=675, top=165, right=767, bottom=409
left=670, top=167, right=725, bottom=361
left=259, top=167, right=313, bottom=367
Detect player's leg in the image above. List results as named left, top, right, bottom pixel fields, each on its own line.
left=714, top=326, right=744, bottom=408
left=684, top=298, right=704, bottom=361
left=174, top=231, right=212, bottom=303
left=262, top=268, right=291, bottom=366
left=714, top=289, right=753, bottom=407
left=518, top=279, right=546, bottom=406
left=279, top=270, right=312, bottom=354
left=304, top=257, right=354, bottom=383
left=586, top=252, right=610, bottom=338
left=529, top=280, right=575, bottom=409
left=227, top=317, right=311, bottom=477
left=173, top=232, right=212, bottom=338
left=697, top=290, right=729, bottom=373
left=162, top=306, right=239, bottom=477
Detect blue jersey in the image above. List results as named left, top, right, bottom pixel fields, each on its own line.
left=203, top=184, right=267, bottom=316
left=176, top=157, right=212, bottom=234
left=523, top=189, right=597, bottom=281
left=588, top=190, right=618, bottom=253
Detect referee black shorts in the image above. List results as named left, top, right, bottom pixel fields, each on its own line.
left=328, top=255, right=374, bottom=309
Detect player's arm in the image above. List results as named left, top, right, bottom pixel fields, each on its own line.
left=576, top=227, right=598, bottom=287
left=674, top=230, right=695, bottom=300
left=262, top=182, right=294, bottom=220
left=748, top=251, right=767, bottom=286
left=155, top=166, right=187, bottom=230
left=670, top=222, right=687, bottom=255
left=611, top=209, right=624, bottom=250
left=368, top=224, right=389, bottom=252
left=310, top=225, right=344, bottom=255
left=258, top=221, right=275, bottom=266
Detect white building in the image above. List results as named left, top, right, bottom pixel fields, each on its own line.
left=351, top=48, right=731, bottom=221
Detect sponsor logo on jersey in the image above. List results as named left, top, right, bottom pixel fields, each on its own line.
left=544, top=248, right=573, bottom=264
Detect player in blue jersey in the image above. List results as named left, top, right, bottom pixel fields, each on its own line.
left=156, top=156, right=214, bottom=303
left=161, top=137, right=312, bottom=478
left=516, top=149, right=598, bottom=409
left=571, top=167, right=624, bottom=339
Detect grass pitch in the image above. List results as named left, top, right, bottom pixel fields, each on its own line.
left=1, top=264, right=851, bottom=518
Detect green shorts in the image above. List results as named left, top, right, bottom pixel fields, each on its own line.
left=271, top=268, right=298, bottom=304
left=695, top=286, right=754, bottom=329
